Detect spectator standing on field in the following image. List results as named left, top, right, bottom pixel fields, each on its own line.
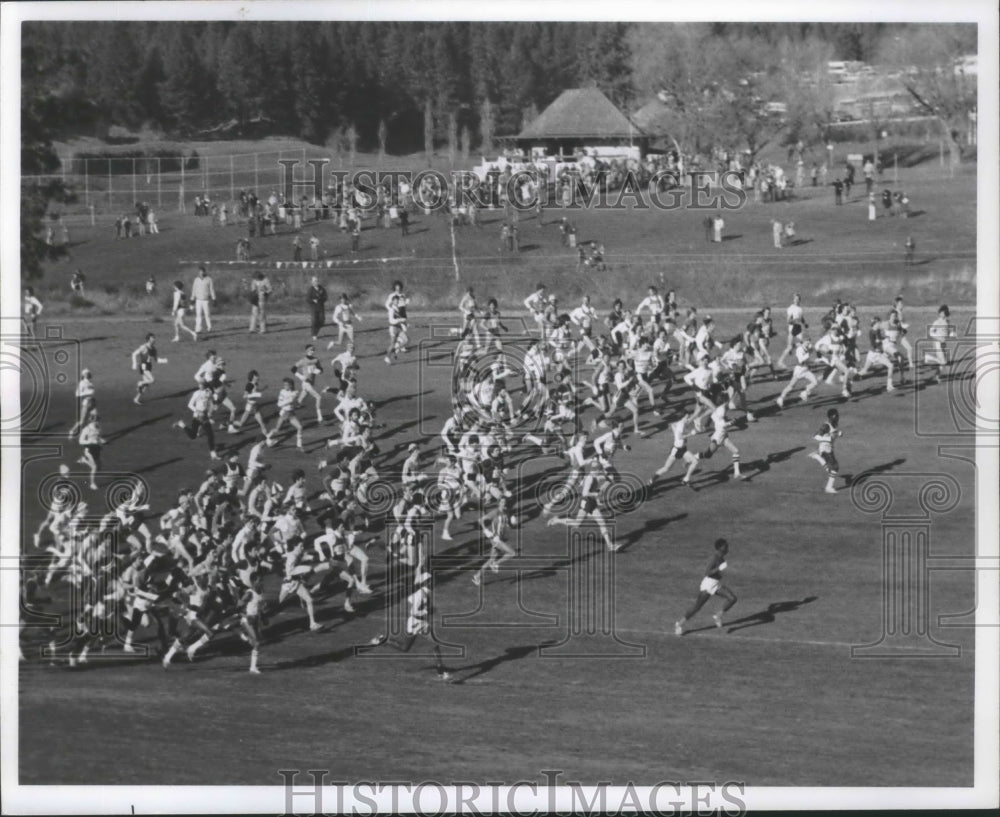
left=712, top=213, right=724, bottom=243
left=771, top=219, right=784, bottom=249
left=832, top=179, right=844, bottom=205
left=309, top=232, right=320, bottom=261
left=881, top=188, right=893, bottom=217
left=904, top=236, right=916, bottom=267
left=783, top=220, right=796, bottom=246
left=249, top=271, right=273, bottom=334
left=191, top=265, right=216, bottom=334
left=703, top=215, right=714, bottom=242
left=307, top=275, right=328, bottom=340
left=23, top=287, right=43, bottom=338
left=293, top=234, right=303, bottom=262
left=868, top=192, right=877, bottom=221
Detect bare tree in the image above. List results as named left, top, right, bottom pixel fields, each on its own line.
left=629, top=23, right=723, bottom=159
left=479, top=98, right=494, bottom=155
left=776, top=36, right=839, bottom=151
left=879, top=24, right=977, bottom=169
left=460, top=125, right=471, bottom=161
left=424, top=98, right=434, bottom=167
left=377, top=118, right=388, bottom=164
left=447, top=111, right=458, bottom=166
left=345, top=123, right=358, bottom=167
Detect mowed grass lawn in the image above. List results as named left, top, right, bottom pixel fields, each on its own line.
left=18, top=301, right=975, bottom=785
left=38, top=161, right=976, bottom=315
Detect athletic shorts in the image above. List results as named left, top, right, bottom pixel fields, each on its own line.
left=699, top=576, right=721, bottom=595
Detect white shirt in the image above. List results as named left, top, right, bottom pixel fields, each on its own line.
left=636, top=294, right=665, bottom=316
left=570, top=305, right=598, bottom=326
left=191, top=276, right=215, bottom=301
left=187, top=389, right=213, bottom=416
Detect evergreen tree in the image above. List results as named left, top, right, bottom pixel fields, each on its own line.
left=159, top=27, right=210, bottom=133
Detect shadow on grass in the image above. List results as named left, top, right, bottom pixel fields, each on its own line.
left=725, top=596, right=819, bottom=633
left=447, top=643, right=550, bottom=683
left=842, top=457, right=907, bottom=486
left=105, top=413, right=173, bottom=443
left=682, top=596, right=818, bottom=635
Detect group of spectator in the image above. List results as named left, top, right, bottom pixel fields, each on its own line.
left=114, top=201, right=158, bottom=239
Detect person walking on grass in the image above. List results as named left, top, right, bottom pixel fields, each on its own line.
left=248, top=271, right=272, bottom=334
left=191, top=266, right=215, bottom=335
left=171, top=281, right=198, bottom=342
left=775, top=292, right=807, bottom=370
left=307, top=276, right=327, bottom=341
left=675, top=538, right=737, bottom=635
left=23, top=287, right=43, bottom=338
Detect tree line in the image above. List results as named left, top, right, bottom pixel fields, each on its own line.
left=22, top=20, right=958, bottom=157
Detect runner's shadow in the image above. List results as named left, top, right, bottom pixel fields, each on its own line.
left=618, top=513, right=688, bottom=548
left=724, top=596, right=819, bottom=633
left=105, top=413, right=172, bottom=442
left=448, top=643, right=546, bottom=683
left=842, top=457, right=907, bottom=486
left=135, top=457, right=184, bottom=474
left=270, top=645, right=356, bottom=670
left=743, top=445, right=806, bottom=475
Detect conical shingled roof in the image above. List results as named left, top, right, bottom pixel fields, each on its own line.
left=517, top=87, right=644, bottom=139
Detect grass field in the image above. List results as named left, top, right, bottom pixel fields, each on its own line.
left=35, top=156, right=976, bottom=315
left=17, top=301, right=976, bottom=786
left=15, top=138, right=982, bottom=789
